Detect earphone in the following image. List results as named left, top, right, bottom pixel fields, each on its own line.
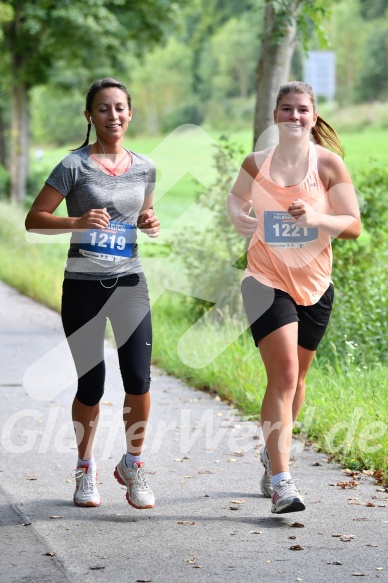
left=89, top=116, right=93, bottom=124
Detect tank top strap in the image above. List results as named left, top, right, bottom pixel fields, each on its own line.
left=309, top=140, right=318, bottom=171
left=258, top=146, right=276, bottom=180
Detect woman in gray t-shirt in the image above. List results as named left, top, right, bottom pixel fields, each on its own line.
left=25, top=78, right=159, bottom=510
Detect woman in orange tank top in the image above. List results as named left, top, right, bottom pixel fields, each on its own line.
left=228, top=81, right=360, bottom=515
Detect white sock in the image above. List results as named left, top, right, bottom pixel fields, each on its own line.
left=271, top=471, right=291, bottom=487
left=77, top=456, right=96, bottom=469
left=125, top=452, right=142, bottom=467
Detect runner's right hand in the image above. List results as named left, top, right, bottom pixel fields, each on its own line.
left=75, top=208, right=111, bottom=230
left=232, top=200, right=258, bottom=238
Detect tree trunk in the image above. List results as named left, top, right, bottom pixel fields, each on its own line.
left=253, top=0, right=301, bottom=150
left=10, top=81, right=29, bottom=203
left=0, top=110, right=9, bottom=169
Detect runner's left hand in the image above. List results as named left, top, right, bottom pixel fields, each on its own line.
left=138, top=209, right=160, bottom=238
left=288, top=199, right=319, bottom=228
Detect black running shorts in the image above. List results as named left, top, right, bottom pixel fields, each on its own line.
left=241, top=276, right=334, bottom=351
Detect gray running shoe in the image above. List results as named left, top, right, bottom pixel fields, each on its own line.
left=72, top=465, right=101, bottom=507
left=271, top=478, right=305, bottom=514
left=114, top=455, right=155, bottom=509
left=260, top=446, right=273, bottom=498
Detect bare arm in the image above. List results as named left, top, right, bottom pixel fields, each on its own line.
left=227, top=153, right=260, bottom=238
left=137, top=192, right=160, bottom=238
left=288, top=149, right=361, bottom=240
left=25, top=184, right=110, bottom=234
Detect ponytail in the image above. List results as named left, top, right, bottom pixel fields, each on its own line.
left=311, top=115, right=344, bottom=159
left=71, top=122, right=92, bottom=152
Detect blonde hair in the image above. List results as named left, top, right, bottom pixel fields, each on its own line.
left=276, top=81, right=344, bottom=158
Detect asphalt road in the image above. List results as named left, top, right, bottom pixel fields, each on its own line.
left=0, top=280, right=387, bottom=583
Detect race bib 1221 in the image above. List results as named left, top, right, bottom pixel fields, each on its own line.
left=264, top=211, right=318, bottom=248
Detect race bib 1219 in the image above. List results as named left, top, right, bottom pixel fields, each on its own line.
left=78, top=221, right=136, bottom=262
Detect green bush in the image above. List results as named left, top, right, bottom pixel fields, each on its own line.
left=319, top=164, right=388, bottom=366
left=160, top=101, right=205, bottom=133
left=172, top=136, right=246, bottom=319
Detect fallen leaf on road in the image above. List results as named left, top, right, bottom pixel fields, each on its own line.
left=373, top=470, right=384, bottom=484
left=312, top=462, right=321, bottom=466
left=26, top=475, right=38, bottom=480
left=233, top=451, right=244, bottom=457
left=289, top=544, right=303, bottom=551
left=177, top=521, right=195, bottom=525
left=250, top=531, right=262, bottom=535
left=136, top=579, right=152, bottom=582
left=366, top=544, right=377, bottom=547
left=90, top=566, right=105, bottom=570
left=331, top=480, right=359, bottom=489
left=332, top=534, right=355, bottom=539
left=193, top=565, right=202, bottom=569
left=289, top=536, right=297, bottom=540
left=43, top=552, right=56, bottom=556
left=340, top=536, right=356, bottom=542
left=50, top=516, right=64, bottom=520
left=231, top=499, right=245, bottom=504
left=327, top=561, right=342, bottom=565
left=376, top=568, right=384, bottom=571
left=352, top=573, right=368, bottom=577
left=198, top=470, right=215, bottom=474
left=229, top=506, right=239, bottom=510
left=227, top=458, right=237, bottom=462
left=345, top=469, right=359, bottom=477
left=290, top=522, right=305, bottom=528
left=359, top=501, right=375, bottom=507
left=22, top=523, right=31, bottom=526
left=174, top=458, right=184, bottom=462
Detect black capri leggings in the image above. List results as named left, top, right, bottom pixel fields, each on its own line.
left=61, top=272, right=152, bottom=406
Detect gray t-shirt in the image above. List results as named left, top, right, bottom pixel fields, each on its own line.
left=46, top=146, right=156, bottom=280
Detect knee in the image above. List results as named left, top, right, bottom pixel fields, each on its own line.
left=76, top=384, right=104, bottom=407
left=123, top=372, right=151, bottom=396
left=268, top=362, right=298, bottom=394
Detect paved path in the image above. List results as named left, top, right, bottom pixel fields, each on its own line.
left=0, top=280, right=387, bottom=583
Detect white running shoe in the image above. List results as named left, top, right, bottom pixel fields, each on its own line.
left=114, top=455, right=155, bottom=509
left=260, top=446, right=273, bottom=498
left=271, top=478, right=305, bottom=514
left=72, top=465, right=101, bottom=507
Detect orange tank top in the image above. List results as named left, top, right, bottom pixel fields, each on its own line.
left=245, top=141, right=332, bottom=306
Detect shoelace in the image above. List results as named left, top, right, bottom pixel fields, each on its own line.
left=134, top=466, right=148, bottom=490
left=72, top=469, right=96, bottom=494
left=275, top=478, right=298, bottom=495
